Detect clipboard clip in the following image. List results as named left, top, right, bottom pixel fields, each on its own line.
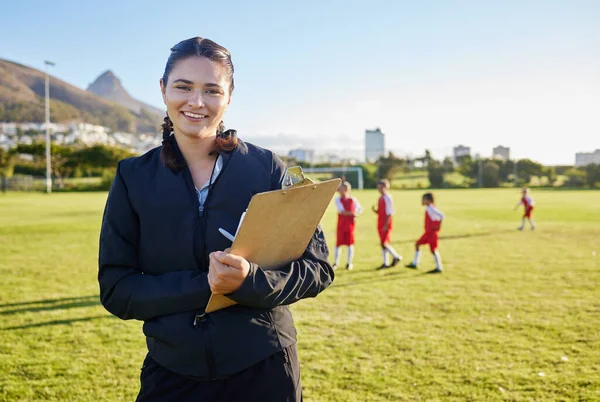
left=283, top=166, right=314, bottom=189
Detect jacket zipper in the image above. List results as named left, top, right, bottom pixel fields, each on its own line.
left=187, top=151, right=233, bottom=381
left=193, top=312, right=217, bottom=379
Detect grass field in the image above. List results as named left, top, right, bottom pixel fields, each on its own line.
left=1, top=189, right=599, bottom=401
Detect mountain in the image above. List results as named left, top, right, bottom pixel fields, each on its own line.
left=0, top=59, right=162, bottom=133
left=87, top=70, right=164, bottom=119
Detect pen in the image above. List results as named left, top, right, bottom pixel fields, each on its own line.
left=218, top=210, right=247, bottom=243
left=218, top=228, right=235, bottom=242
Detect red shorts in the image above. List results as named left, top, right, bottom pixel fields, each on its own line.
left=337, top=228, right=355, bottom=246
left=378, top=228, right=391, bottom=245
left=524, top=206, right=534, bottom=218
left=416, top=231, right=439, bottom=252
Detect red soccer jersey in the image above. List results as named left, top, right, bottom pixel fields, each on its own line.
left=337, top=196, right=357, bottom=229
left=336, top=195, right=362, bottom=246
left=424, top=204, right=444, bottom=233
left=521, top=196, right=534, bottom=208
left=377, top=194, right=394, bottom=229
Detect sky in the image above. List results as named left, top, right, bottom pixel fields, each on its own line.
left=1, top=0, right=599, bottom=165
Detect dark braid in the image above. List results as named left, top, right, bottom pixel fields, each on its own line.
left=160, top=115, right=238, bottom=170
left=215, top=121, right=238, bottom=152
left=160, top=114, right=185, bottom=171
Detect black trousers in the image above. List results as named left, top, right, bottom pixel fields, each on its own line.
left=136, top=344, right=302, bottom=402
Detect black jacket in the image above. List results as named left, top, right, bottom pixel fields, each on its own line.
left=98, top=139, right=334, bottom=380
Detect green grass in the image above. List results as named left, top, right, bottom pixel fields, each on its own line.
left=1, top=189, right=599, bottom=401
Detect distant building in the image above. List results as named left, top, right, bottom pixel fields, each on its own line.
left=64, top=123, right=110, bottom=146
left=492, top=145, right=510, bottom=161
left=288, top=148, right=315, bottom=163
left=453, top=145, right=471, bottom=161
left=365, top=128, right=385, bottom=162
left=0, top=123, right=17, bottom=135
left=575, top=149, right=600, bottom=167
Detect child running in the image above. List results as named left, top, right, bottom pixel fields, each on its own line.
left=515, top=187, right=535, bottom=230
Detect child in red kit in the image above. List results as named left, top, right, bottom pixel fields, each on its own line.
left=406, top=192, right=445, bottom=274
left=372, top=179, right=402, bottom=269
left=333, top=181, right=363, bottom=270
left=515, top=187, right=535, bottom=230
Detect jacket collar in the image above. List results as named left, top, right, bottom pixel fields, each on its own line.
left=169, top=135, right=248, bottom=169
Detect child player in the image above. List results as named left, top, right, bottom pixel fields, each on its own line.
left=515, top=187, right=535, bottom=230
left=406, top=192, right=445, bottom=274
left=372, top=179, right=402, bottom=269
left=333, top=181, right=363, bottom=270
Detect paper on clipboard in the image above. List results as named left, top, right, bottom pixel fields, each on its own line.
left=205, top=178, right=341, bottom=313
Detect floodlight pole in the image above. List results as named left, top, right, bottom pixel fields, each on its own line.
left=44, top=60, right=56, bottom=193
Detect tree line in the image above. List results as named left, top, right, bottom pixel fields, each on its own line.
left=0, top=142, right=135, bottom=190
left=2, top=143, right=599, bottom=191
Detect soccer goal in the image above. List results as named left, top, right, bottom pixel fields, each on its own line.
left=303, top=167, right=364, bottom=190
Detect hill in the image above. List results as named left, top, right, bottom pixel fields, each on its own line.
left=0, top=59, right=162, bottom=133
left=87, top=70, right=163, bottom=118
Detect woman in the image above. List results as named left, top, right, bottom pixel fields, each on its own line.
left=98, top=37, right=334, bottom=402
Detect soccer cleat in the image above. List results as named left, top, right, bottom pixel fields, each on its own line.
left=346, top=263, right=354, bottom=270
left=332, top=264, right=338, bottom=271
left=426, top=268, right=442, bottom=274
left=377, top=263, right=391, bottom=270
left=518, top=227, right=524, bottom=231
left=391, top=257, right=401, bottom=267
left=405, top=263, right=418, bottom=269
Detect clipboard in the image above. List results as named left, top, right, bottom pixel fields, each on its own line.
left=205, top=178, right=341, bottom=313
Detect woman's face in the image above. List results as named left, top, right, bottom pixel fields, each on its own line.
left=160, top=56, right=231, bottom=140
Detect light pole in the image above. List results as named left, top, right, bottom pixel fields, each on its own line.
left=476, top=153, right=483, bottom=188
left=44, top=60, right=56, bottom=194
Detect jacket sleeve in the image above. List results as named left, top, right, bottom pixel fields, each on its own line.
left=98, top=161, right=212, bottom=321
left=226, top=151, right=334, bottom=309
left=226, top=225, right=334, bottom=309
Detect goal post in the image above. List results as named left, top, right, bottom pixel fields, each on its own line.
left=303, top=167, right=364, bottom=190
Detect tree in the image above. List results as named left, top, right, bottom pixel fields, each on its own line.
left=515, top=159, right=544, bottom=184
left=70, top=145, right=135, bottom=170
left=427, top=160, right=445, bottom=188
left=585, top=164, right=600, bottom=187
left=424, top=149, right=432, bottom=168
left=0, top=148, right=16, bottom=178
left=377, top=152, right=402, bottom=181
left=455, top=154, right=471, bottom=168
left=564, top=168, right=586, bottom=187
left=497, top=159, right=514, bottom=183
left=442, top=157, right=454, bottom=173
left=545, top=166, right=557, bottom=187
left=15, top=142, right=74, bottom=188
left=482, top=161, right=501, bottom=187
left=458, top=156, right=477, bottom=181
left=358, top=164, right=378, bottom=189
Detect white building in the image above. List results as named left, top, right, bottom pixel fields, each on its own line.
left=453, top=145, right=471, bottom=161
left=288, top=148, right=315, bottom=163
left=0, top=123, right=17, bottom=135
left=365, top=128, right=385, bottom=162
left=492, top=145, right=510, bottom=161
left=575, top=149, right=600, bottom=167
left=65, top=123, right=110, bottom=146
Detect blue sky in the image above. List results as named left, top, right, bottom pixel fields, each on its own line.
left=1, top=0, right=599, bottom=164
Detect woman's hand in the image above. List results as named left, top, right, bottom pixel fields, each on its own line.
left=208, top=249, right=250, bottom=295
